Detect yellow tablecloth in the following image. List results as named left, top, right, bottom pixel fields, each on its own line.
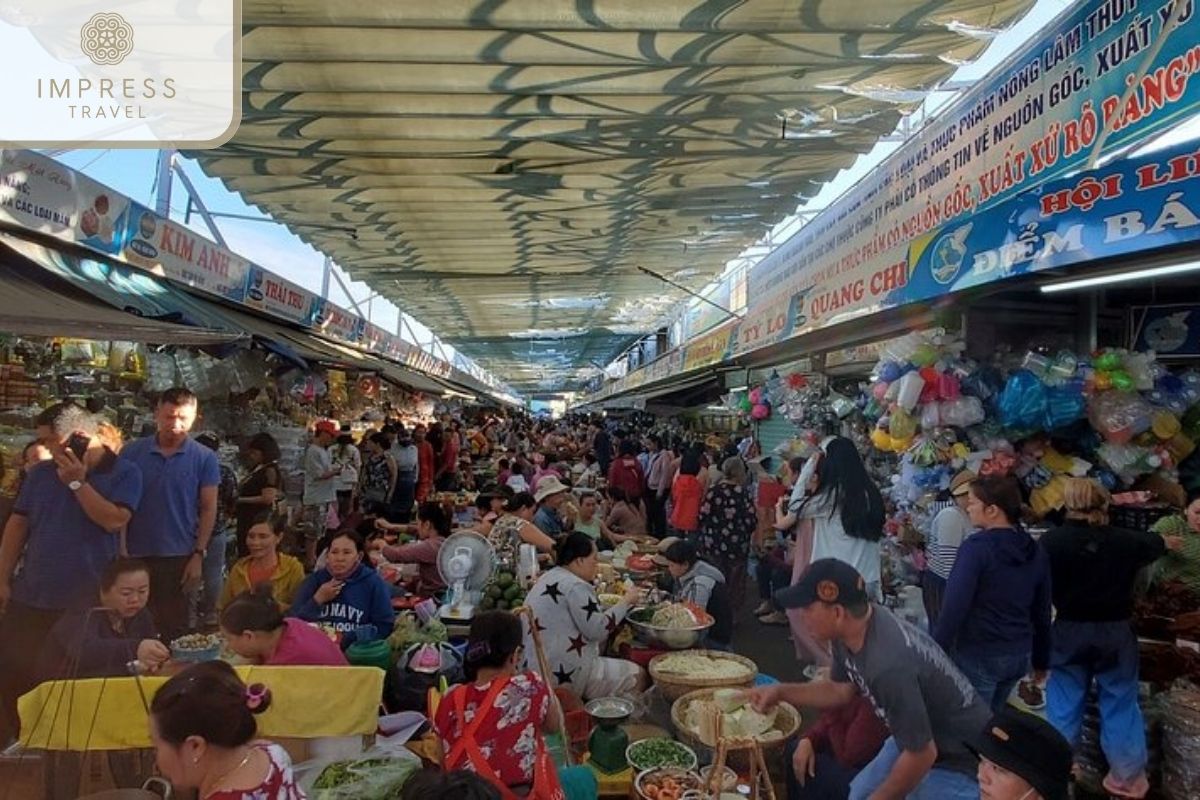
left=18, top=666, right=384, bottom=751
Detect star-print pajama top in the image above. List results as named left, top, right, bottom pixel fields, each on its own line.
left=523, top=566, right=632, bottom=690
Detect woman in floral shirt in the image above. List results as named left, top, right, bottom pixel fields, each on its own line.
left=435, top=611, right=596, bottom=800
left=149, top=661, right=303, bottom=800
left=697, top=457, right=758, bottom=607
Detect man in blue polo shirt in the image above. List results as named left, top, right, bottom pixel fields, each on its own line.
left=0, top=401, right=141, bottom=744
left=120, top=387, right=220, bottom=640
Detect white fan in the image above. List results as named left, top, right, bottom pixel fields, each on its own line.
left=436, top=531, right=497, bottom=621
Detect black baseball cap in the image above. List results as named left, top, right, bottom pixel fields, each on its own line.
left=774, top=559, right=870, bottom=609
left=967, top=708, right=1072, bottom=800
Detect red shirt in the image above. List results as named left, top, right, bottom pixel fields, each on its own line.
left=669, top=474, right=703, bottom=532
left=441, top=438, right=460, bottom=475
left=803, top=694, right=889, bottom=769
left=606, top=456, right=646, bottom=500
left=435, top=672, right=550, bottom=788
left=757, top=479, right=787, bottom=510
left=266, top=618, right=349, bottom=666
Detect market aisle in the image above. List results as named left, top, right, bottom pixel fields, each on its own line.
left=729, top=596, right=803, bottom=684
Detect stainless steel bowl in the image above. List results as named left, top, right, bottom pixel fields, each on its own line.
left=627, top=616, right=714, bottom=650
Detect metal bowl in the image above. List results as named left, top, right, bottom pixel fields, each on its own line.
left=585, top=696, right=635, bottom=724
left=627, top=614, right=714, bottom=650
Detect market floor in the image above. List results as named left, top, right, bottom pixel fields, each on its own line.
left=729, top=601, right=805, bottom=684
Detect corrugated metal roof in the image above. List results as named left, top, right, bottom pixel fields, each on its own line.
left=193, top=0, right=1035, bottom=390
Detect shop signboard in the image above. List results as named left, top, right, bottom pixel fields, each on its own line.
left=1132, top=305, right=1200, bottom=356
left=901, top=141, right=1200, bottom=305
left=122, top=201, right=249, bottom=302
left=243, top=265, right=313, bottom=325
left=308, top=297, right=366, bottom=343
left=746, top=0, right=1200, bottom=340
left=682, top=324, right=734, bottom=371
left=0, top=148, right=132, bottom=257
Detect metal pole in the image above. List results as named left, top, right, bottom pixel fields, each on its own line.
left=154, top=150, right=175, bottom=218
left=637, top=265, right=744, bottom=321
left=171, top=161, right=228, bottom=247
left=321, top=256, right=332, bottom=300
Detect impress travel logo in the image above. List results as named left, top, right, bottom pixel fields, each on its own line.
left=1, top=1, right=240, bottom=147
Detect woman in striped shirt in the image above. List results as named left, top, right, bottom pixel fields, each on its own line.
left=923, top=470, right=975, bottom=629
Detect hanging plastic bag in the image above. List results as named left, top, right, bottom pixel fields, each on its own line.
left=998, top=370, right=1048, bottom=430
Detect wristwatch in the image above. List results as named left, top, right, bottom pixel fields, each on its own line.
left=192, top=547, right=205, bottom=558
left=68, top=480, right=84, bottom=492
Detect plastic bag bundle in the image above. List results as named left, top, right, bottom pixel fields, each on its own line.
left=145, top=352, right=178, bottom=392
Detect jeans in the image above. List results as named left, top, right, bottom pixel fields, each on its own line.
left=785, top=739, right=859, bottom=800
left=1047, top=619, right=1147, bottom=783
left=954, top=649, right=1028, bottom=713
left=849, top=737, right=978, bottom=800
left=198, top=529, right=230, bottom=617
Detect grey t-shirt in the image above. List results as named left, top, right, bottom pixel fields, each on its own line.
left=832, top=604, right=988, bottom=775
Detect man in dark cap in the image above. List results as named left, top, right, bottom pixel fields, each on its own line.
left=748, top=559, right=988, bottom=799
left=969, top=707, right=1073, bottom=800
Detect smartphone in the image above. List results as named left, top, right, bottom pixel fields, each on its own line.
left=67, top=433, right=90, bottom=459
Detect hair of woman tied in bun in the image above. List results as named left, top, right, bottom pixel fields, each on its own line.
left=150, top=660, right=273, bottom=750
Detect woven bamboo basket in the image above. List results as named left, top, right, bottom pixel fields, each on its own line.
left=648, top=650, right=758, bottom=702
left=670, top=687, right=801, bottom=770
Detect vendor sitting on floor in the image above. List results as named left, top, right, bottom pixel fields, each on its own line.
left=785, top=692, right=888, bottom=800
left=37, top=558, right=169, bottom=680
left=525, top=532, right=644, bottom=700
left=658, top=539, right=732, bottom=649
left=218, top=511, right=305, bottom=612
left=290, top=530, right=396, bottom=649
left=221, top=586, right=348, bottom=666
left=372, top=501, right=450, bottom=595
left=435, top=610, right=597, bottom=800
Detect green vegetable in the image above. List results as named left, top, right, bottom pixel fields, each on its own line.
left=310, top=756, right=420, bottom=799
left=497, top=599, right=510, bottom=610
left=480, top=596, right=496, bottom=610
left=497, top=572, right=515, bottom=588
left=503, top=585, right=521, bottom=601
left=486, top=585, right=503, bottom=599
left=628, top=738, right=695, bottom=770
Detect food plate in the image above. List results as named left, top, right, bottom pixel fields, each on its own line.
left=170, top=633, right=222, bottom=662
left=634, top=767, right=702, bottom=800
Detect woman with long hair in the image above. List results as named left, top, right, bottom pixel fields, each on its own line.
left=788, top=437, right=886, bottom=598
left=1040, top=478, right=1165, bottom=799
left=668, top=448, right=703, bottom=538
left=603, top=486, right=647, bottom=542
left=435, top=610, right=597, bottom=800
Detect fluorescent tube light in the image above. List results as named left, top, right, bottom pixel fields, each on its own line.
left=1040, top=262, right=1200, bottom=293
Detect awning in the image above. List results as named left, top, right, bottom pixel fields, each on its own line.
left=0, top=233, right=245, bottom=333
left=191, top=0, right=1038, bottom=391
left=0, top=241, right=240, bottom=345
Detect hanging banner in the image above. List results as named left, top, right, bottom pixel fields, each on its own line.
left=682, top=324, right=735, bottom=371
left=123, top=201, right=249, bottom=302
left=901, top=141, right=1200, bottom=305
left=746, top=0, right=1200, bottom=335
left=308, top=297, right=366, bottom=343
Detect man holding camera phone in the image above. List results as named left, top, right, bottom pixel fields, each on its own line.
left=0, top=401, right=142, bottom=745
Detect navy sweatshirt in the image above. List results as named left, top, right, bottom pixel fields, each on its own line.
left=290, top=562, right=396, bottom=649
left=933, top=526, right=1053, bottom=671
